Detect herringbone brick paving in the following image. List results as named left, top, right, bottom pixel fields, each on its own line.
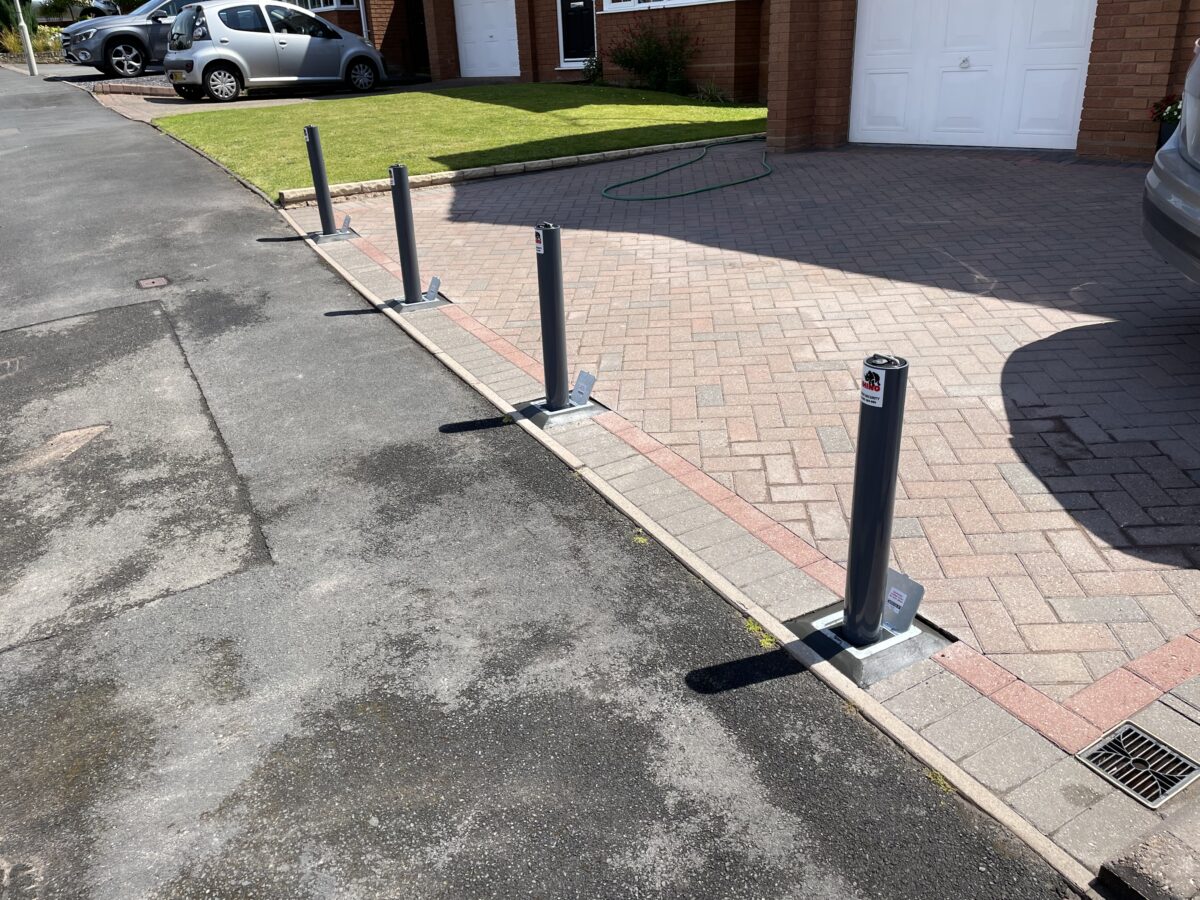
left=327, top=143, right=1200, bottom=705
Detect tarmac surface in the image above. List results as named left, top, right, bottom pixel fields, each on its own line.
left=0, top=68, right=1081, bottom=899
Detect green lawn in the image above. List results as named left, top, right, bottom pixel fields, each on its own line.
left=155, top=84, right=767, bottom=198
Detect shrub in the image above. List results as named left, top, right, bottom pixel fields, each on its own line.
left=608, top=15, right=697, bottom=95
left=0, top=0, right=37, bottom=33
left=581, top=55, right=602, bottom=84
left=693, top=80, right=730, bottom=105
left=1, top=22, right=55, bottom=53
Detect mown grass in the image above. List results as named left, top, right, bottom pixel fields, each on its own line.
left=155, top=83, right=767, bottom=197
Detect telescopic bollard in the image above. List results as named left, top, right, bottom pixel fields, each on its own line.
left=536, top=222, right=571, bottom=412
left=385, top=164, right=443, bottom=307
left=390, top=164, right=422, bottom=304
left=303, top=125, right=351, bottom=243
left=843, top=354, right=910, bottom=646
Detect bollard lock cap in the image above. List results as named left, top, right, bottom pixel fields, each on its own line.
left=537, top=221, right=559, bottom=231
left=865, top=353, right=907, bottom=370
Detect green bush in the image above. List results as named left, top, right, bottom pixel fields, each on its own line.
left=1, top=22, right=56, bottom=53
left=0, top=0, right=37, bottom=32
left=608, top=15, right=697, bottom=95
left=581, top=55, right=602, bottom=85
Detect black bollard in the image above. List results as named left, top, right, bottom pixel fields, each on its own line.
left=535, top=223, right=570, bottom=411
left=843, top=354, right=909, bottom=646
left=389, top=164, right=423, bottom=304
left=304, top=125, right=339, bottom=238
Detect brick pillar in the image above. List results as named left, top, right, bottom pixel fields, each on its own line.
left=767, top=0, right=856, bottom=152
left=422, top=0, right=459, bottom=81
left=515, top=0, right=538, bottom=83
left=1078, top=0, right=1186, bottom=160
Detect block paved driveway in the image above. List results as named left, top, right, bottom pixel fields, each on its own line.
left=338, top=141, right=1200, bottom=706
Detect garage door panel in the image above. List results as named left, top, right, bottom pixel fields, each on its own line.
left=941, top=0, right=1005, bottom=51
left=862, top=0, right=919, bottom=55
left=928, top=69, right=996, bottom=138
left=860, top=70, right=915, bottom=133
left=1028, top=0, right=1091, bottom=49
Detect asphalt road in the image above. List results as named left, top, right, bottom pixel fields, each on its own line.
left=0, top=68, right=1081, bottom=900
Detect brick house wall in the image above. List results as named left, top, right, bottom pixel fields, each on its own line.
left=317, top=8, right=362, bottom=35
left=1077, top=0, right=1188, bottom=160
left=593, top=0, right=764, bottom=103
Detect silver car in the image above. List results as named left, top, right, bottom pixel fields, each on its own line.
left=1145, top=48, right=1200, bottom=283
left=163, top=0, right=383, bottom=101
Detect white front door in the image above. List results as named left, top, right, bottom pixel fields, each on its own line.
left=453, top=0, right=520, bottom=77
left=850, top=0, right=1097, bottom=150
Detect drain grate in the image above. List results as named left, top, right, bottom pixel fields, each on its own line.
left=1078, top=722, right=1200, bottom=809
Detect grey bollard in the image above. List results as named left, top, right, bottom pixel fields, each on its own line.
left=304, top=125, right=338, bottom=237
left=389, top=164, right=423, bottom=304
left=843, top=354, right=909, bottom=646
left=535, top=223, right=570, bottom=411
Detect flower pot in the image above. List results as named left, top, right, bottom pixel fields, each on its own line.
left=1158, top=119, right=1180, bottom=150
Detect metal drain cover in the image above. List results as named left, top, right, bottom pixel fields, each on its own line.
left=1078, top=721, right=1200, bottom=809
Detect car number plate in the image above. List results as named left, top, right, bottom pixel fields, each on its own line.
left=169, top=70, right=186, bottom=83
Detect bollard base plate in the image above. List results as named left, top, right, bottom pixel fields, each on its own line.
left=781, top=604, right=950, bottom=689
left=310, top=229, right=356, bottom=244
left=516, top=398, right=603, bottom=430
left=386, top=296, right=450, bottom=311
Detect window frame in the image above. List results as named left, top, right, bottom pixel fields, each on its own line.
left=598, top=0, right=735, bottom=12
left=285, top=0, right=357, bottom=13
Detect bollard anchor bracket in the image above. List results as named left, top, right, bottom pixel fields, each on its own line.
left=520, top=370, right=602, bottom=429
left=389, top=275, right=450, bottom=310
left=311, top=214, right=356, bottom=244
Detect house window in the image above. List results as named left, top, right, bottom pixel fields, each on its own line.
left=601, top=0, right=733, bottom=10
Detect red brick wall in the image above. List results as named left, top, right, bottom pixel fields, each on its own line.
left=363, top=0, right=416, bottom=73
left=594, top=0, right=765, bottom=103
left=1078, top=0, right=1186, bottom=160
left=317, top=8, right=362, bottom=35
left=422, top=0, right=459, bottom=80
left=766, top=0, right=854, bottom=150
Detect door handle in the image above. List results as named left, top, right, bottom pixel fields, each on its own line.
left=219, top=37, right=229, bottom=43
left=959, top=56, right=970, bottom=69
left=278, top=40, right=288, bottom=45
left=570, top=1, right=583, bottom=6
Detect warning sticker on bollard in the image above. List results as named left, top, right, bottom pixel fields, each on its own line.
left=535, top=228, right=545, bottom=254
left=861, top=364, right=886, bottom=407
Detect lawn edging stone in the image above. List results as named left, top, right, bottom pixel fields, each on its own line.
left=275, top=132, right=766, bottom=207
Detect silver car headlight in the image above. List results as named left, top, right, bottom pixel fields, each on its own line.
left=75, top=29, right=97, bottom=41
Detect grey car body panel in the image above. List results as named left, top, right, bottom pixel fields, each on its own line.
left=60, top=2, right=178, bottom=70
left=1144, top=47, right=1200, bottom=283
left=163, top=0, right=382, bottom=90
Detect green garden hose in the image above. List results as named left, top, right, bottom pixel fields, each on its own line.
left=601, top=136, right=772, bottom=202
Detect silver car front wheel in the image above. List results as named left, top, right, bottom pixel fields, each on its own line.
left=204, top=66, right=241, bottom=102
left=347, top=59, right=377, bottom=92
left=107, top=42, right=145, bottom=77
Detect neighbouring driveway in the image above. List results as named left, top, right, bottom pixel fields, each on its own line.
left=333, top=142, right=1200, bottom=706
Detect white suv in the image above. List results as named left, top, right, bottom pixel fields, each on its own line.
left=163, top=0, right=384, bottom=101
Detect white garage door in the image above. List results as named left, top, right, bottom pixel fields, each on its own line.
left=453, top=0, right=520, bottom=77
left=850, top=0, right=1098, bottom=149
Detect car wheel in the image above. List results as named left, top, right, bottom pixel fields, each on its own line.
left=172, top=84, right=203, bottom=100
left=203, top=64, right=241, bottom=102
left=105, top=39, right=146, bottom=77
left=346, top=57, right=378, bottom=92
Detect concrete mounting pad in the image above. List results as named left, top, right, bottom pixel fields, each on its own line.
left=784, top=605, right=951, bottom=689
left=515, top=397, right=604, bottom=430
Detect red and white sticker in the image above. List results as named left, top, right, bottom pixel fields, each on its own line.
left=534, top=228, right=544, bottom=255
left=861, top=363, right=886, bottom=407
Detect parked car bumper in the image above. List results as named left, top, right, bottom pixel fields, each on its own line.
left=61, top=33, right=104, bottom=65
left=1145, top=128, right=1200, bottom=284
left=163, top=60, right=203, bottom=86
